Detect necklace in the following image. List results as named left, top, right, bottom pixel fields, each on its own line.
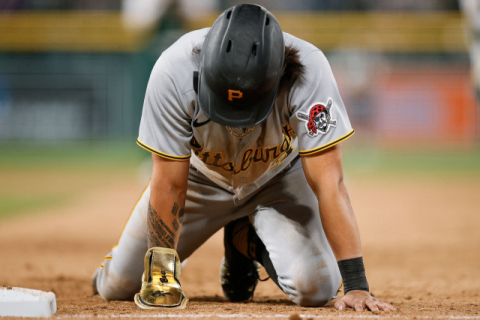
left=226, top=126, right=255, bottom=138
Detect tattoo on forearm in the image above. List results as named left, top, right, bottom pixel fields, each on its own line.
left=170, top=202, right=184, bottom=230
left=172, top=219, right=179, bottom=231
left=171, top=202, right=178, bottom=216
left=148, top=202, right=176, bottom=248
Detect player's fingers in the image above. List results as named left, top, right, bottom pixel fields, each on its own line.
left=383, top=302, right=397, bottom=311
left=365, top=299, right=379, bottom=312
left=354, top=300, right=365, bottom=312
left=374, top=300, right=387, bottom=311
left=375, top=300, right=396, bottom=312
left=373, top=299, right=391, bottom=311
left=335, top=300, right=347, bottom=311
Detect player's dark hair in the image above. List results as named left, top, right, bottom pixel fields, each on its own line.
left=279, top=46, right=305, bottom=95
left=192, top=44, right=305, bottom=96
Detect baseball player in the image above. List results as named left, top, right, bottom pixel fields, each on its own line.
left=92, top=4, right=395, bottom=312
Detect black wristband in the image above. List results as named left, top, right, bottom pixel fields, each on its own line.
left=337, top=257, right=369, bottom=294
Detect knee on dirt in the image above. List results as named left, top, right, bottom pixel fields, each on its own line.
left=97, top=268, right=140, bottom=301
left=279, top=270, right=339, bottom=307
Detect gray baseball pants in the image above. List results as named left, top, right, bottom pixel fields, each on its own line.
left=95, top=157, right=341, bottom=307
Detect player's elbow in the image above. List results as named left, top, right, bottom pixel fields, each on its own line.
left=305, top=168, right=345, bottom=201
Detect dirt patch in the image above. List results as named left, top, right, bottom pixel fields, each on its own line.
left=1, top=174, right=479, bottom=319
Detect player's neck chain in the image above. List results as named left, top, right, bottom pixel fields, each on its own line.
left=226, top=126, right=255, bottom=138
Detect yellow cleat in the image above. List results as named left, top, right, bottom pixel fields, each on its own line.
left=134, top=247, right=188, bottom=310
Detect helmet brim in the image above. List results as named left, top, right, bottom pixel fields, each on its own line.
left=197, top=70, right=278, bottom=128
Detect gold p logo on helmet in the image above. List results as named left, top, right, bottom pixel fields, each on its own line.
left=228, top=90, right=243, bottom=101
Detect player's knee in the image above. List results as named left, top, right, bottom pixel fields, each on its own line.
left=97, top=267, right=140, bottom=301
left=279, top=264, right=340, bottom=307
left=293, top=275, right=338, bottom=307
left=99, top=282, right=138, bottom=302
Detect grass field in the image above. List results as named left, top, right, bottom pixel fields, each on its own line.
left=0, top=141, right=147, bottom=220
left=2, top=141, right=479, bottom=220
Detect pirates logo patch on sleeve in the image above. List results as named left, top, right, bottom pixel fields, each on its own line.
left=296, top=98, right=337, bottom=137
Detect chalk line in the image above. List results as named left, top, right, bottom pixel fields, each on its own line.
left=54, top=314, right=480, bottom=319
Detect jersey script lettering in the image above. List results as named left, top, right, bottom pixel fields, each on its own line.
left=190, top=123, right=295, bottom=174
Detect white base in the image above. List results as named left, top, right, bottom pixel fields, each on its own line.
left=0, top=287, right=57, bottom=317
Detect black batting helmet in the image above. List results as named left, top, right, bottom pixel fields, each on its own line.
left=196, top=4, right=284, bottom=128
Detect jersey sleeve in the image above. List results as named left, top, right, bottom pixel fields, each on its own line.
left=289, top=50, right=354, bottom=156
left=137, top=55, right=193, bottom=161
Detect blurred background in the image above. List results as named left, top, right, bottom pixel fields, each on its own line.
left=0, top=0, right=479, bottom=219
left=0, top=0, right=478, bottom=145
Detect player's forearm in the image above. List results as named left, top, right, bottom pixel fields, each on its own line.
left=316, top=178, right=362, bottom=261
left=302, top=146, right=363, bottom=261
left=147, top=154, right=190, bottom=249
left=147, top=188, right=186, bottom=249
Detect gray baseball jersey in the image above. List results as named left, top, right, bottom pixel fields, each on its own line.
left=137, top=28, right=354, bottom=200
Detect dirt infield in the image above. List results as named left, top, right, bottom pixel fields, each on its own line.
left=1, top=169, right=480, bottom=319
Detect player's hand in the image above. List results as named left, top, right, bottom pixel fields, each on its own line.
left=334, top=290, right=396, bottom=312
